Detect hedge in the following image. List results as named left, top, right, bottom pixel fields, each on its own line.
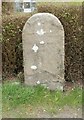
left=2, top=2, right=82, bottom=82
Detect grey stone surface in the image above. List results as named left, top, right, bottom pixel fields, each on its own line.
left=22, top=13, right=65, bottom=90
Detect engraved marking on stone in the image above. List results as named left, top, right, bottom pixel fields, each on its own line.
left=39, top=62, right=42, bottom=65
left=38, top=22, right=41, bottom=26
left=36, top=29, right=46, bottom=36
left=39, top=62, right=42, bottom=67
left=40, top=41, right=45, bottom=45
left=37, top=81, right=40, bottom=84
left=50, top=30, right=52, bottom=33
left=31, top=65, right=37, bottom=70
left=60, top=86, right=63, bottom=91
left=32, top=44, right=39, bottom=53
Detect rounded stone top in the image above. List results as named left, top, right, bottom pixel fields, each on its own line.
left=27, top=13, right=62, bottom=25
left=22, top=13, right=64, bottom=35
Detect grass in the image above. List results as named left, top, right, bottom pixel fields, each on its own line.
left=36, top=0, right=83, bottom=2
left=2, top=82, right=82, bottom=117
left=2, top=82, right=82, bottom=106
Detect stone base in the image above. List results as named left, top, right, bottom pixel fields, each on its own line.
left=24, top=71, right=64, bottom=91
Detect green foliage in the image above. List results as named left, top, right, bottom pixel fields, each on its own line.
left=2, top=3, right=82, bottom=82
left=2, top=2, right=14, bottom=14
left=2, top=13, right=32, bottom=78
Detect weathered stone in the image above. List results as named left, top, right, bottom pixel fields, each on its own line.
left=22, top=13, right=65, bottom=90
